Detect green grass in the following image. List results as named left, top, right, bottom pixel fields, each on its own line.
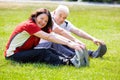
left=0, top=2, right=120, bottom=80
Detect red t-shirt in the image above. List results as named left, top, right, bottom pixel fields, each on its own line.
left=5, top=20, right=41, bottom=57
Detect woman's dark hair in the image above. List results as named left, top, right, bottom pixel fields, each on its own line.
left=30, top=8, right=53, bottom=33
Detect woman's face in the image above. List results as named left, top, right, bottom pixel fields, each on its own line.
left=36, top=13, right=48, bottom=28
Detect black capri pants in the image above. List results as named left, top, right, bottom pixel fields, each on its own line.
left=6, top=48, right=69, bottom=66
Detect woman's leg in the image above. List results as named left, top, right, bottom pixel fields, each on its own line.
left=7, top=48, right=69, bottom=66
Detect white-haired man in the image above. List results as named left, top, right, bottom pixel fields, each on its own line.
left=35, top=5, right=107, bottom=59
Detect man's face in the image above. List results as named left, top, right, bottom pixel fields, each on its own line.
left=53, top=11, right=68, bottom=25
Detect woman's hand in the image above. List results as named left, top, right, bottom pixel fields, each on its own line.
left=67, top=41, right=85, bottom=50
left=74, top=39, right=86, bottom=48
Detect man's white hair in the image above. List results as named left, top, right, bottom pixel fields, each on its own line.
left=55, top=5, right=69, bottom=15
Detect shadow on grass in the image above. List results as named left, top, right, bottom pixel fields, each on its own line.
left=3, top=59, right=89, bottom=70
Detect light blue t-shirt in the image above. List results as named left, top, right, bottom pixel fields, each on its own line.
left=59, top=20, right=74, bottom=32
left=53, top=19, right=74, bottom=32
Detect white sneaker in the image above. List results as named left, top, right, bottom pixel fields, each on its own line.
left=75, top=50, right=86, bottom=66
left=70, top=50, right=84, bottom=68
left=81, top=49, right=89, bottom=66
left=70, top=55, right=81, bottom=68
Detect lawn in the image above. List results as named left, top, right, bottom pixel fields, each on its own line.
left=0, top=2, right=120, bottom=80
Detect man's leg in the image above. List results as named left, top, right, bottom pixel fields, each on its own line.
left=36, top=42, right=107, bottom=58
left=88, top=50, right=94, bottom=57
left=52, top=43, right=75, bottom=58
left=35, top=42, right=75, bottom=58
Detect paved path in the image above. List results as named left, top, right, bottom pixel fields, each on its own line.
left=0, top=0, right=120, bottom=7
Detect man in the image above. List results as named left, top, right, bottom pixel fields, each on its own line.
left=35, top=5, right=107, bottom=59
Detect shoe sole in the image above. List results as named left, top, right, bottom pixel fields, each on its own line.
left=82, top=49, right=89, bottom=66
left=94, top=45, right=107, bottom=58
left=75, top=50, right=89, bottom=66
left=99, top=45, right=107, bottom=57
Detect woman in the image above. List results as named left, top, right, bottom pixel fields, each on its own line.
left=4, top=8, right=83, bottom=67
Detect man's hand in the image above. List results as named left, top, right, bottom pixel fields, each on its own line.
left=92, top=38, right=105, bottom=46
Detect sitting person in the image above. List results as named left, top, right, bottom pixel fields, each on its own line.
left=35, top=5, right=107, bottom=58
left=4, top=8, right=89, bottom=68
